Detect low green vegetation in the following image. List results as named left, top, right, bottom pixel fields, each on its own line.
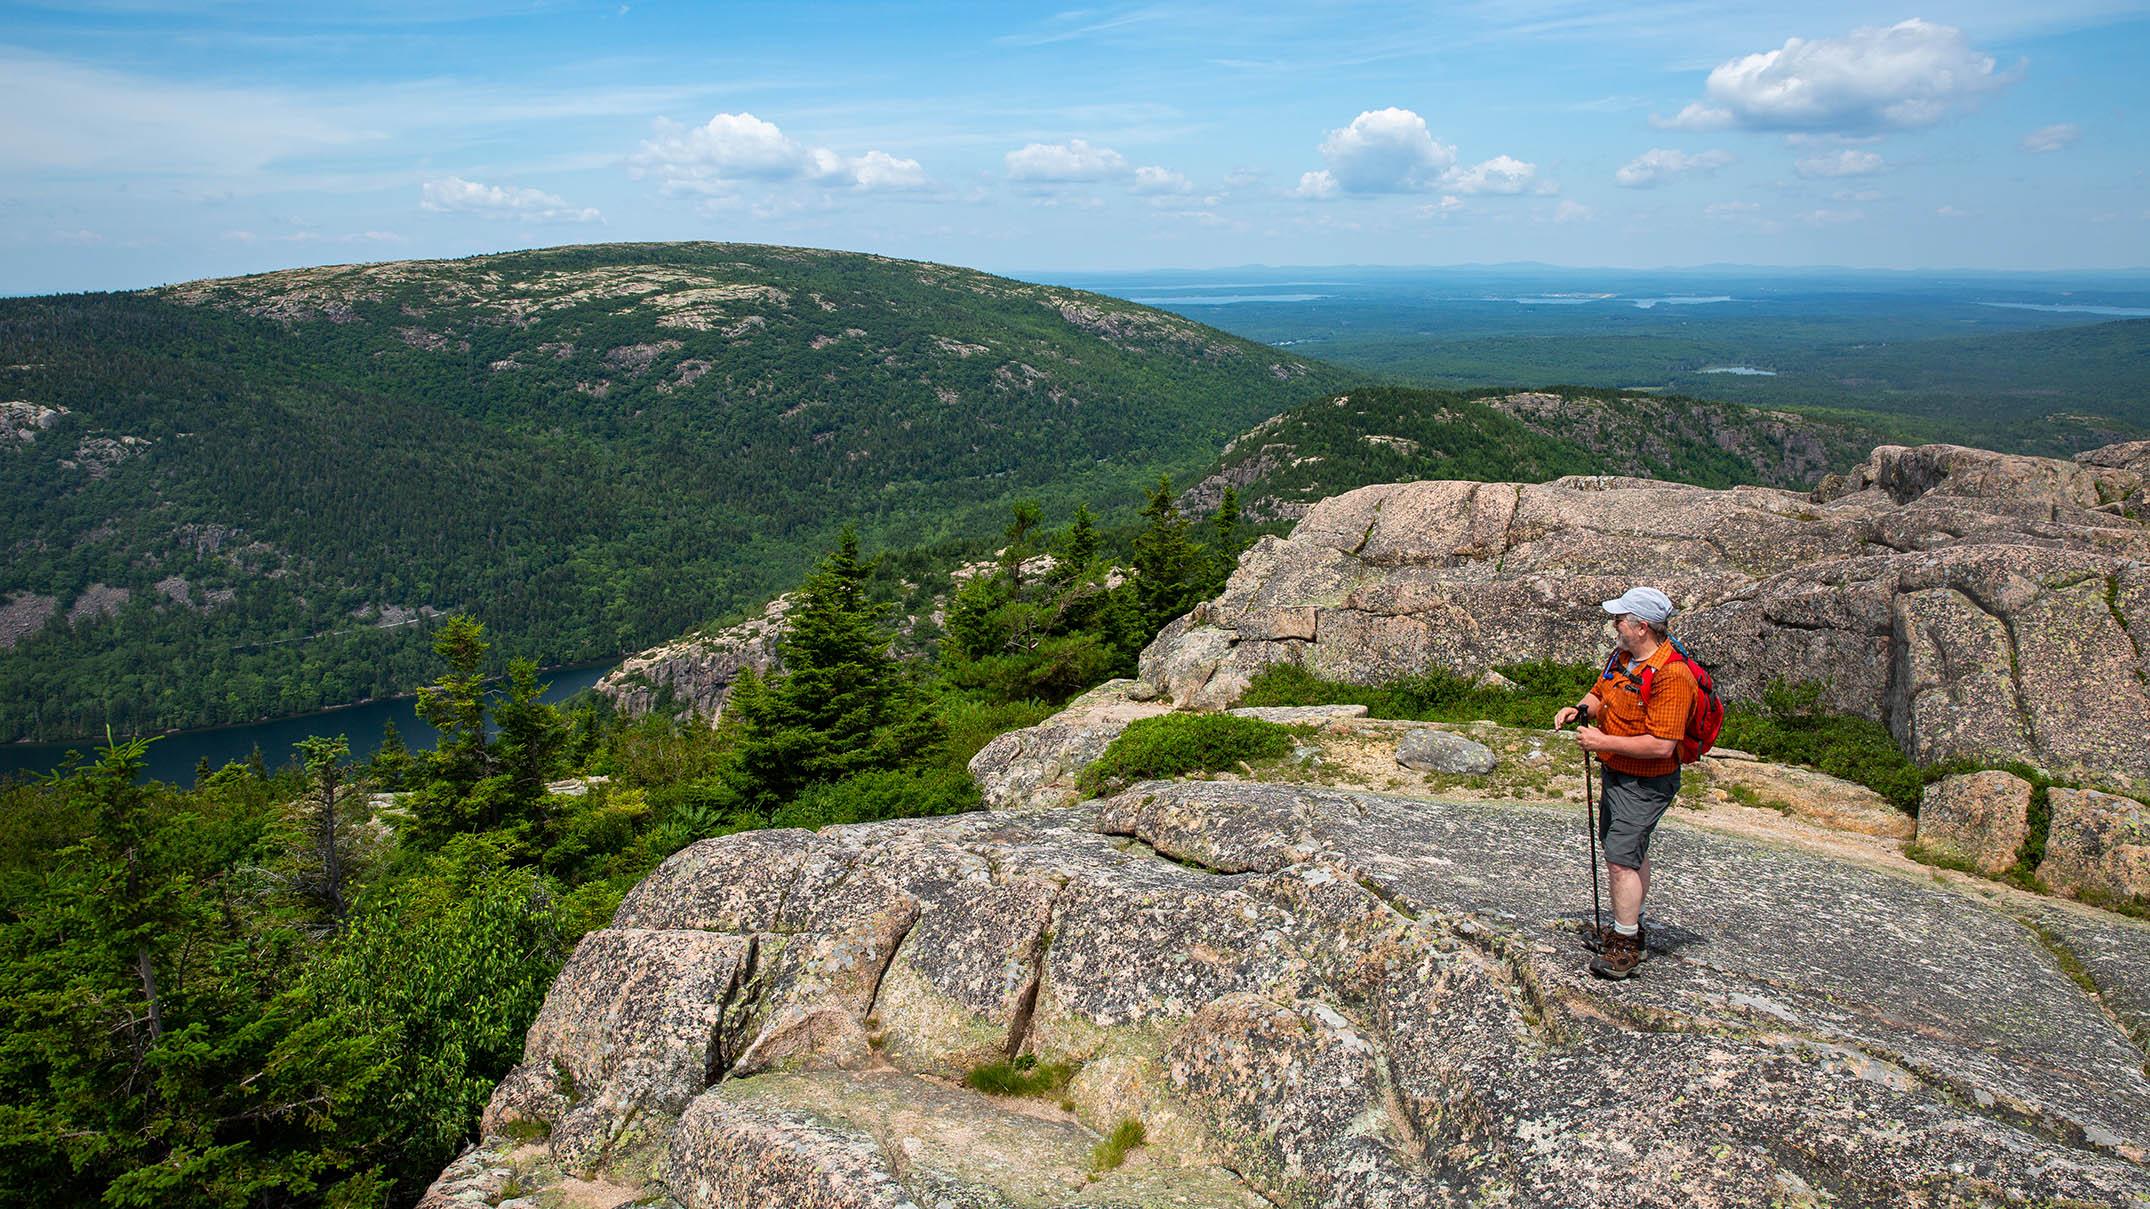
left=1237, top=661, right=1579, bottom=729
left=1086, top=1118, right=1147, bottom=1174
left=1715, top=681, right=1925, bottom=813
left=963, top=1054, right=1077, bottom=1098
left=1078, top=713, right=1296, bottom=796
left=1238, top=662, right=1928, bottom=811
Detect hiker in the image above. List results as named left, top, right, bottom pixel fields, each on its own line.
left=1552, top=587, right=1696, bottom=980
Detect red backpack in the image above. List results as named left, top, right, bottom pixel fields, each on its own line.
left=1600, top=637, right=1725, bottom=764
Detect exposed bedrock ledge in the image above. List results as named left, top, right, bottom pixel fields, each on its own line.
left=454, top=780, right=2150, bottom=1207
left=1137, top=442, right=2150, bottom=781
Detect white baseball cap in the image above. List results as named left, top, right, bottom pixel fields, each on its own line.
left=1601, top=586, right=1675, bottom=625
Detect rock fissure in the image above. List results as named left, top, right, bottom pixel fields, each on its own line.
left=2109, top=573, right=2150, bottom=692
left=1493, top=483, right=1523, bottom=575
left=859, top=915, right=919, bottom=1036
left=709, top=934, right=763, bottom=1084
left=1108, top=830, right=1236, bottom=876
left=2020, top=915, right=2150, bottom=1068
left=1002, top=880, right=1068, bottom=1059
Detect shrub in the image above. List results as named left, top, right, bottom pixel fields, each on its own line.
left=1237, top=661, right=1581, bottom=729
left=1077, top=714, right=1295, bottom=796
left=770, top=765, right=982, bottom=831
left=933, top=695, right=1058, bottom=769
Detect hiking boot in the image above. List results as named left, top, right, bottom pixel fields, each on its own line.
left=1582, top=920, right=1650, bottom=962
left=1588, top=927, right=1644, bottom=980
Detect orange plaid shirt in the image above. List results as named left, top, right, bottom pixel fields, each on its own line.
left=1592, top=641, right=1696, bottom=778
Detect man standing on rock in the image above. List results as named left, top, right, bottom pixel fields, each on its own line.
left=1551, top=587, right=1694, bottom=980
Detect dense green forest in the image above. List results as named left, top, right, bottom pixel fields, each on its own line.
left=1180, top=384, right=1895, bottom=523
left=0, top=243, right=1348, bottom=742
left=0, top=486, right=1250, bottom=1208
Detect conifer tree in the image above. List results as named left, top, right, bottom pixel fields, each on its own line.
left=1062, top=502, right=1100, bottom=577
left=73, top=733, right=173, bottom=1046
left=493, top=658, right=567, bottom=803
left=293, top=734, right=354, bottom=927
left=1132, top=476, right=1205, bottom=632
left=1206, top=485, right=1244, bottom=595
left=370, top=718, right=414, bottom=790
left=1002, top=500, right=1043, bottom=590
left=724, top=529, right=935, bottom=816
left=417, top=615, right=490, bottom=793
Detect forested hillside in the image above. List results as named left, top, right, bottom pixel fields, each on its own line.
left=0, top=243, right=1345, bottom=742
left=1179, top=385, right=1893, bottom=523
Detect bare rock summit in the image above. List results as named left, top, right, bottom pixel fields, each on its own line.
left=1138, top=440, right=2150, bottom=783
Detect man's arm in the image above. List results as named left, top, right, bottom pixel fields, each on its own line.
left=1577, top=728, right=1676, bottom=759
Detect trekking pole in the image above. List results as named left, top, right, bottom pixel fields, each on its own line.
left=1583, top=747, right=1603, bottom=938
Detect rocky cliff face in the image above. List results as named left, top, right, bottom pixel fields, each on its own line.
left=1141, top=441, right=2150, bottom=783
left=595, top=597, right=790, bottom=724
left=431, top=774, right=2150, bottom=1208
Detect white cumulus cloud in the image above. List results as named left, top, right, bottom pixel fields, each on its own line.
left=1296, top=107, right=1534, bottom=199
left=1614, top=148, right=1734, bottom=188
left=634, top=112, right=927, bottom=192
left=1311, top=107, right=1455, bottom=193
left=1004, top=140, right=1192, bottom=197
left=848, top=149, right=930, bottom=190
left=1794, top=149, right=1885, bottom=178
left=1004, top=138, right=1130, bottom=182
left=1657, top=19, right=2009, bottom=133
left=2022, top=123, right=2081, bottom=153
left=420, top=176, right=601, bottom=223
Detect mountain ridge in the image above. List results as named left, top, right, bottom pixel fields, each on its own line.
left=0, top=241, right=1348, bottom=742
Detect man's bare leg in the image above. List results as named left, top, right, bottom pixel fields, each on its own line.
left=1607, top=860, right=1646, bottom=928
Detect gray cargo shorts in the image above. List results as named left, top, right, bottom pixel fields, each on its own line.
left=1597, top=766, right=1680, bottom=868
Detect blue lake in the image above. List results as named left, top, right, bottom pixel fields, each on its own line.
left=1121, top=293, right=1330, bottom=305
left=1978, top=301, right=2150, bottom=316
left=1, top=660, right=616, bottom=786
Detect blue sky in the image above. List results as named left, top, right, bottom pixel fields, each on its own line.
left=3, top=1, right=2147, bottom=293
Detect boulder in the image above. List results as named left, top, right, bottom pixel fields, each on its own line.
left=481, top=928, right=763, bottom=1171
left=444, top=780, right=2150, bottom=1207
left=2040, top=787, right=2150, bottom=905
left=1915, top=770, right=2035, bottom=873
left=1138, top=441, right=2150, bottom=781
left=966, top=678, right=1169, bottom=809
left=1701, top=756, right=1913, bottom=839
left=1394, top=728, right=1498, bottom=776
